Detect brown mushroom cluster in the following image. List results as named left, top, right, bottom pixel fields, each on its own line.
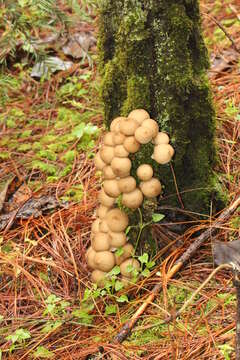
left=87, top=109, right=174, bottom=286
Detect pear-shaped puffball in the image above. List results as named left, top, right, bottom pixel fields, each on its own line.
left=103, top=179, right=121, bottom=198
left=120, top=258, right=140, bottom=278
left=94, top=152, right=106, bottom=171
left=118, top=176, right=136, bottom=193
left=92, top=232, right=111, bottom=251
left=94, top=251, right=115, bottom=272
left=153, top=132, right=170, bottom=145
left=123, top=136, right=140, bottom=153
left=109, top=231, right=127, bottom=248
left=115, top=243, right=134, bottom=265
left=142, top=119, right=159, bottom=138
left=86, top=246, right=97, bottom=269
left=102, top=165, right=116, bottom=180
left=103, top=132, right=114, bottom=146
left=114, top=145, right=129, bottom=158
left=91, top=218, right=100, bottom=233
left=111, top=157, right=132, bottom=178
left=128, top=109, right=150, bottom=125
left=98, top=188, right=115, bottom=207
left=136, top=164, right=153, bottom=181
left=140, top=178, right=162, bottom=198
left=120, top=118, right=139, bottom=136
left=100, top=146, right=114, bottom=164
left=153, top=144, right=174, bottom=164
left=122, top=188, right=143, bottom=209
left=113, top=132, right=126, bottom=145
left=105, top=208, right=129, bottom=232
left=134, top=126, right=153, bottom=144
left=91, top=269, right=107, bottom=287
left=96, top=205, right=111, bottom=219
left=110, top=117, right=126, bottom=132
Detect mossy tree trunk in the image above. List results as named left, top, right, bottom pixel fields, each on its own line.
left=98, top=0, right=223, bottom=246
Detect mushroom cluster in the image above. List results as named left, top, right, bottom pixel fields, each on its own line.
left=87, top=109, right=174, bottom=286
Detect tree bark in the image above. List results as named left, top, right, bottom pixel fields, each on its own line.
left=98, top=0, right=223, bottom=215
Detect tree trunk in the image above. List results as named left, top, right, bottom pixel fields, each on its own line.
left=98, top=0, right=223, bottom=220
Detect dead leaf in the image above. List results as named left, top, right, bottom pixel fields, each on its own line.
left=213, top=239, right=240, bottom=269
left=62, top=32, right=96, bottom=59
left=209, top=49, right=239, bottom=78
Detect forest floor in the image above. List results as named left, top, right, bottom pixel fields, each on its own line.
left=0, top=1, right=240, bottom=359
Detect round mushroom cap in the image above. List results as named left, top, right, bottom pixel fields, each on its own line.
left=128, top=109, right=150, bottom=125
left=134, top=126, right=153, bottom=144
left=103, top=132, right=114, bottom=146
left=115, top=243, right=134, bottom=265
left=92, top=232, right=111, bottom=251
left=96, top=205, right=111, bottom=219
left=98, top=188, right=115, bottom=207
left=120, top=258, right=140, bottom=278
left=118, top=176, right=136, bottom=193
left=94, top=152, right=106, bottom=171
left=86, top=246, right=97, bottom=269
left=102, top=165, right=116, bottom=180
left=100, top=146, right=115, bottom=164
left=140, top=178, right=162, bottom=198
left=114, top=144, right=129, bottom=158
left=105, top=208, right=129, bottom=232
left=109, top=231, right=127, bottom=248
left=99, top=220, right=110, bottom=233
left=153, top=132, right=170, bottom=145
left=136, top=164, right=153, bottom=181
left=91, top=269, right=107, bottom=287
left=122, top=188, right=143, bottom=209
left=152, top=144, right=175, bottom=164
left=103, top=179, right=121, bottom=198
left=123, top=136, right=140, bottom=153
left=94, top=251, right=115, bottom=272
left=91, top=218, right=100, bottom=233
left=112, top=132, right=126, bottom=145
left=142, top=119, right=159, bottom=138
left=110, top=117, right=126, bottom=132
left=119, top=118, right=139, bottom=136
left=111, top=157, right=132, bottom=178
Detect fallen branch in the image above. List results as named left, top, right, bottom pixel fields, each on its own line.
left=113, top=194, right=240, bottom=344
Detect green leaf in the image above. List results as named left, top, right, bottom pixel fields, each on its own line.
left=141, top=268, right=150, bottom=277
left=152, top=213, right=165, bottom=222
left=71, top=309, right=94, bottom=324
left=115, top=280, right=124, bottom=291
left=146, top=260, right=155, bottom=269
left=105, top=304, right=117, bottom=315
left=138, top=253, right=149, bottom=264
left=108, top=266, right=120, bottom=276
left=117, top=294, right=128, bottom=303
left=6, top=328, right=31, bottom=344
left=115, top=247, right=124, bottom=257
left=41, top=320, right=62, bottom=334
left=33, top=346, right=54, bottom=358
left=0, top=315, right=4, bottom=322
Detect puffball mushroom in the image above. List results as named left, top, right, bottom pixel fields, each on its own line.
left=105, top=208, right=129, bottom=232
left=91, top=218, right=100, bottom=233
left=113, top=132, right=126, bottom=145
left=114, top=145, right=129, bottom=158
left=123, top=136, right=140, bottom=153
left=99, top=220, right=109, bottom=233
left=109, top=231, right=127, bottom=248
left=103, top=132, right=114, bottom=146
left=115, top=243, right=134, bottom=265
left=91, top=269, right=107, bottom=287
left=136, top=164, right=153, bottom=181
left=120, top=258, right=140, bottom=278
left=128, top=109, right=150, bottom=125
left=94, top=251, right=115, bottom=272
left=100, top=146, right=115, bottom=164
left=86, top=246, right=97, bottom=269
left=134, top=126, right=153, bottom=144
left=111, top=157, right=132, bottom=178
left=98, top=188, right=115, bottom=207
left=92, top=232, right=111, bottom=251
left=102, top=165, right=116, bottom=180
left=153, top=132, right=170, bottom=145
left=153, top=144, right=175, bottom=164
left=110, top=116, right=126, bottom=132
left=94, top=152, right=106, bottom=171
left=122, top=188, right=143, bottom=209
left=118, top=176, right=136, bottom=193
left=119, top=118, right=139, bottom=136
left=96, top=205, right=111, bottom=219
left=142, top=119, right=159, bottom=138
left=140, top=178, right=162, bottom=198
left=103, top=179, right=121, bottom=198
